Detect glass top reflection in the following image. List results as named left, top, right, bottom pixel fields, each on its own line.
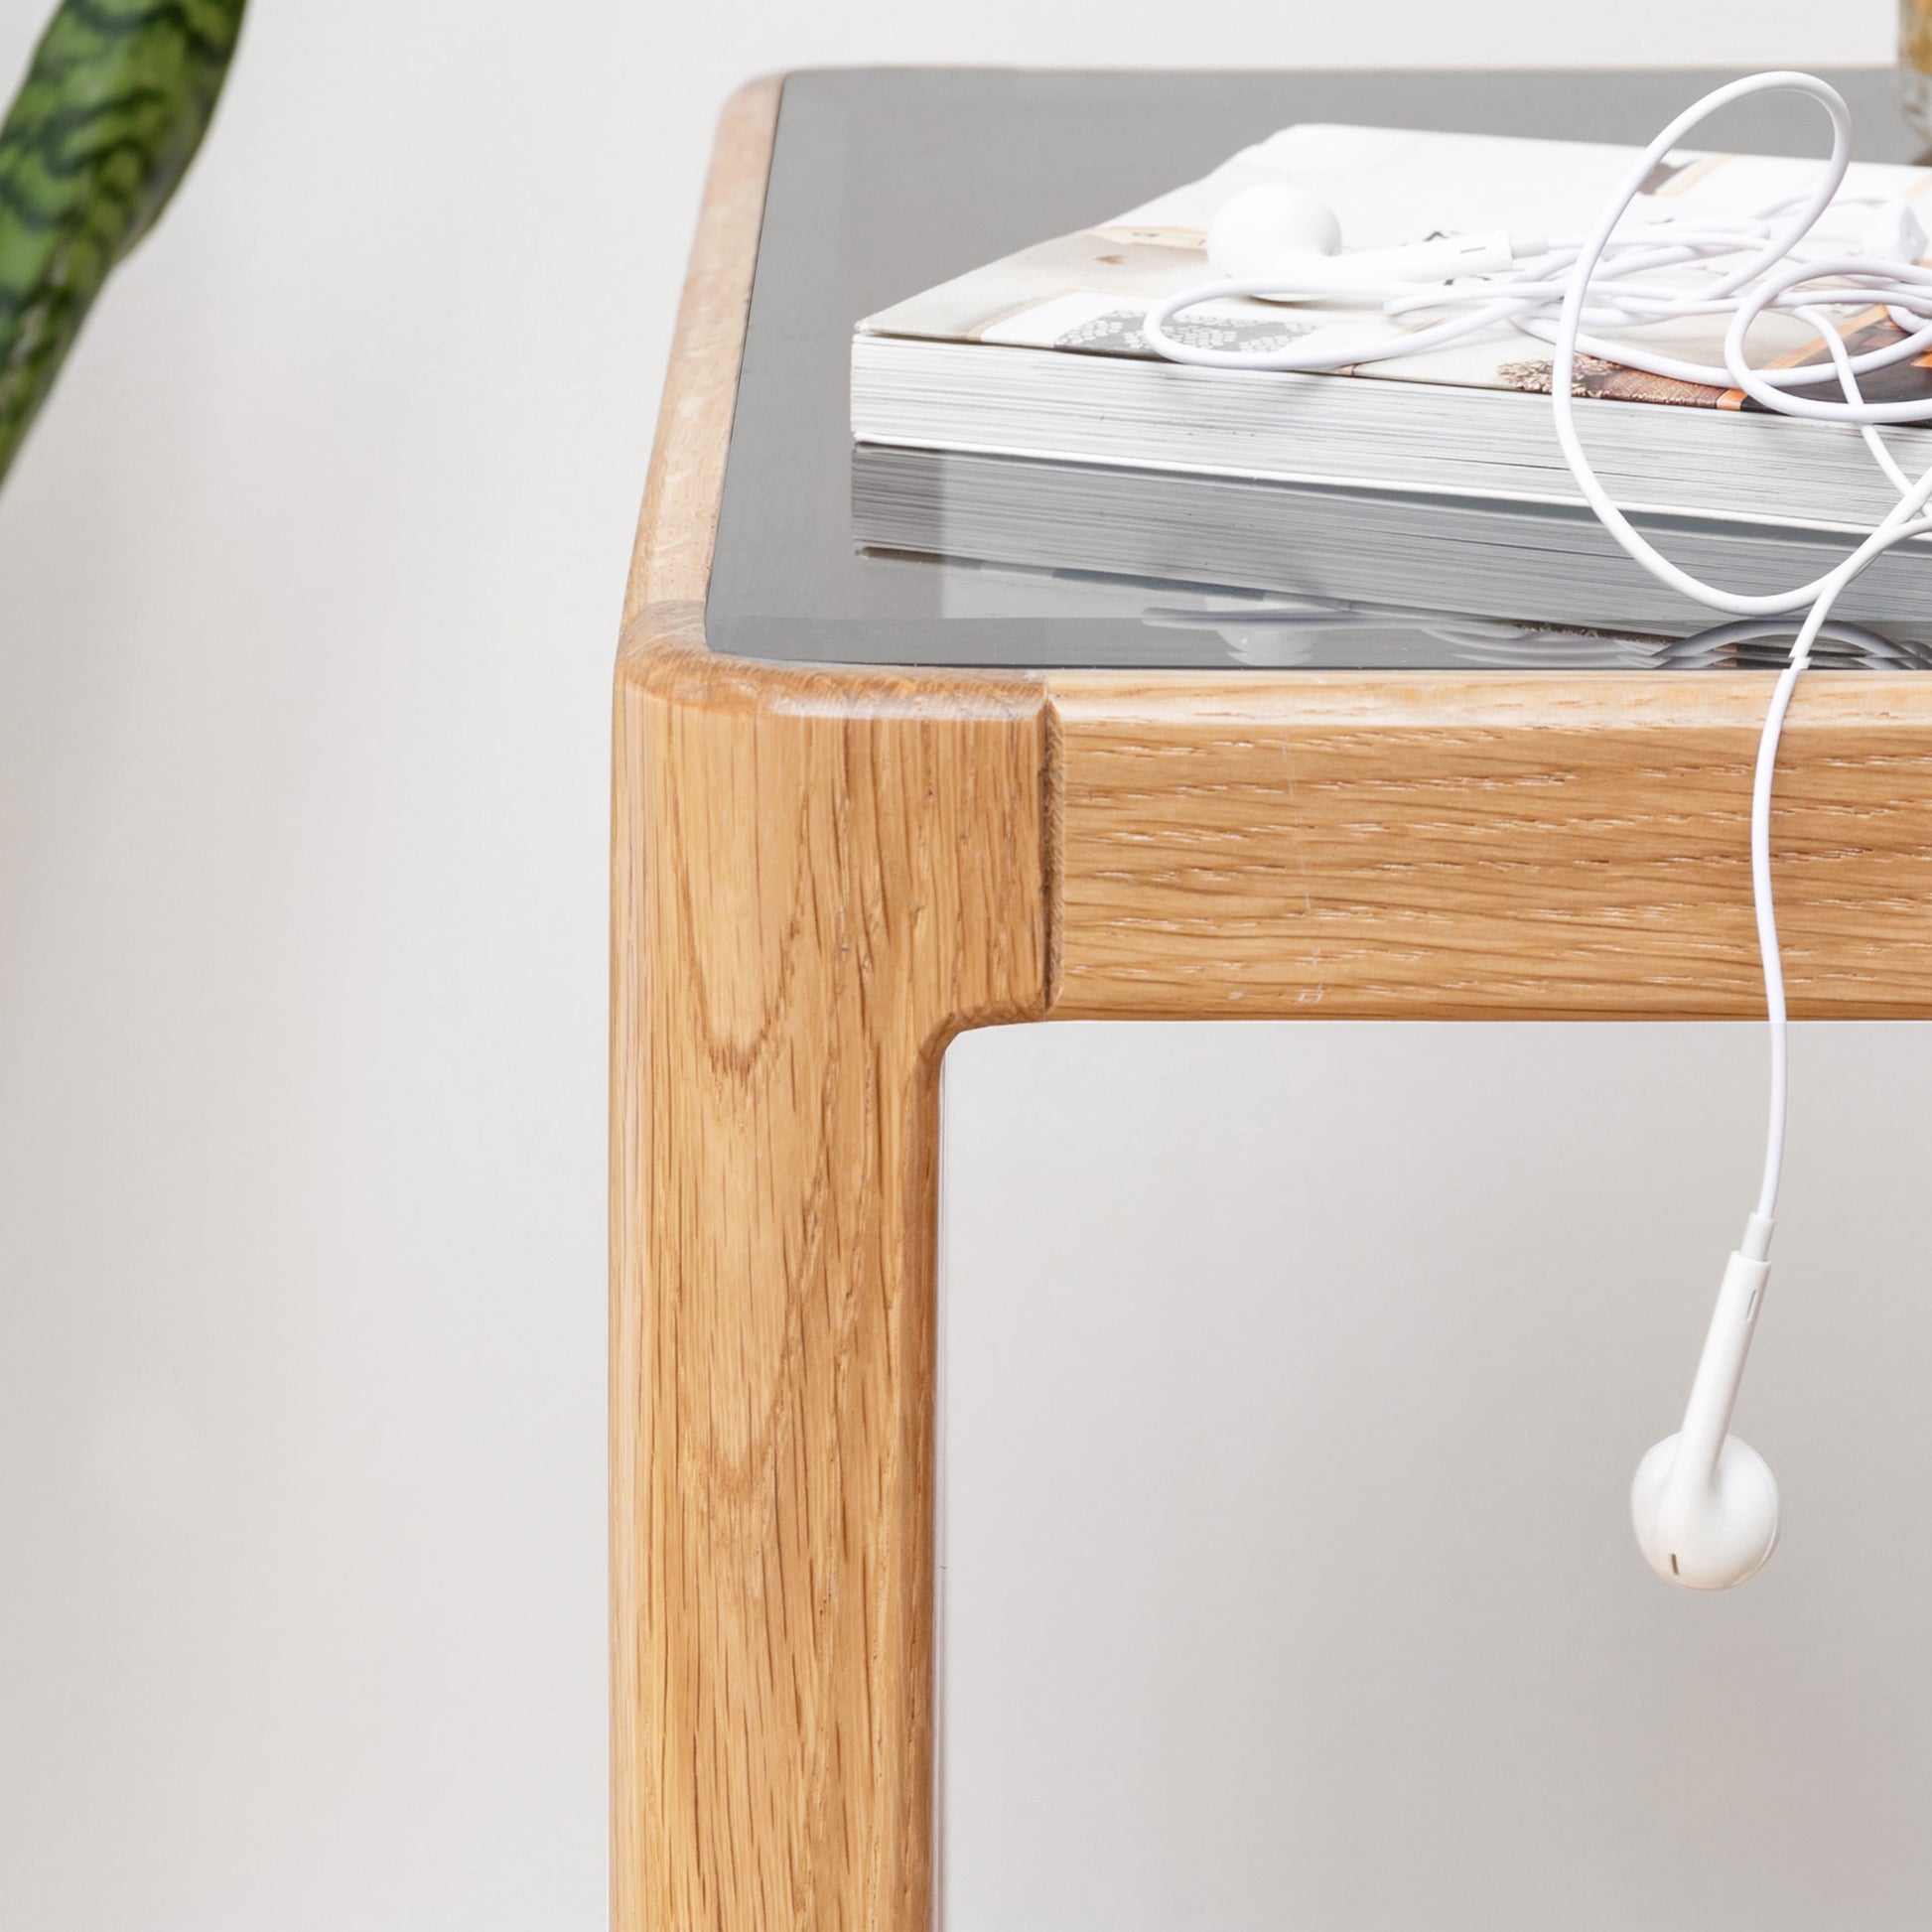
left=705, top=68, right=1932, bottom=670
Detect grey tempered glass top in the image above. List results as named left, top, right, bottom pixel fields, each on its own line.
left=705, top=67, right=1932, bottom=671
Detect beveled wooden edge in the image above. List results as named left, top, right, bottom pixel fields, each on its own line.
left=1044, top=666, right=1932, bottom=721
left=616, top=66, right=1057, bottom=893
left=621, top=74, right=778, bottom=637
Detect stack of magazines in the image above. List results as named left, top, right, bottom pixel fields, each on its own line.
left=848, top=122, right=1932, bottom=650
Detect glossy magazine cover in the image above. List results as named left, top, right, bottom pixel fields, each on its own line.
left=858, top=124, right=1932, bottom=410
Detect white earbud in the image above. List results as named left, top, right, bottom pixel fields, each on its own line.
left=1205, top=183, right=1548, bottom=291
left=1630, top=1229, right=1782, bottom=1590
left=1852, top=197, right=1928, bottom=264
left=1206, top=185, right=1341, bottom=272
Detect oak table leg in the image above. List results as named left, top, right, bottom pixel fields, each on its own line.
left=612, top=642, right=1050, bottom=1931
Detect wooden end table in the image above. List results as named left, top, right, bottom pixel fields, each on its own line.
left=613, top=66, right=1932, bottom=1931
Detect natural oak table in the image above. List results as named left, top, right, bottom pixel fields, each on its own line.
left=613, top=67, right=1932, bottom=1932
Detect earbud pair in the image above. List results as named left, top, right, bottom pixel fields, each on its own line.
left=1205, top=183, right=1549, bottom=291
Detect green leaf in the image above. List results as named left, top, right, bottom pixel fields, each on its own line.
left=0, top=0, right=246, bottom=488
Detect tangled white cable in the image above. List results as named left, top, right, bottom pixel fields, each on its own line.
left=1147, top=69, right=1932, bottom=1267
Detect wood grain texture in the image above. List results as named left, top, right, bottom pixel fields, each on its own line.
left=613, top=77, right=1050, bottom=1932
left=621, top=74, right=781, bottom=639
left=613, top=83, right=785, bottom=1930
left=613, top=648, right=1046, bottom=1932
left=1046, top=670, right=1932, bottom=1019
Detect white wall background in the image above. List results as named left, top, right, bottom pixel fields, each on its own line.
left=941, top=1024, right=1932, bottom=1931
left=0, top=3, right=1905, bottom=1929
